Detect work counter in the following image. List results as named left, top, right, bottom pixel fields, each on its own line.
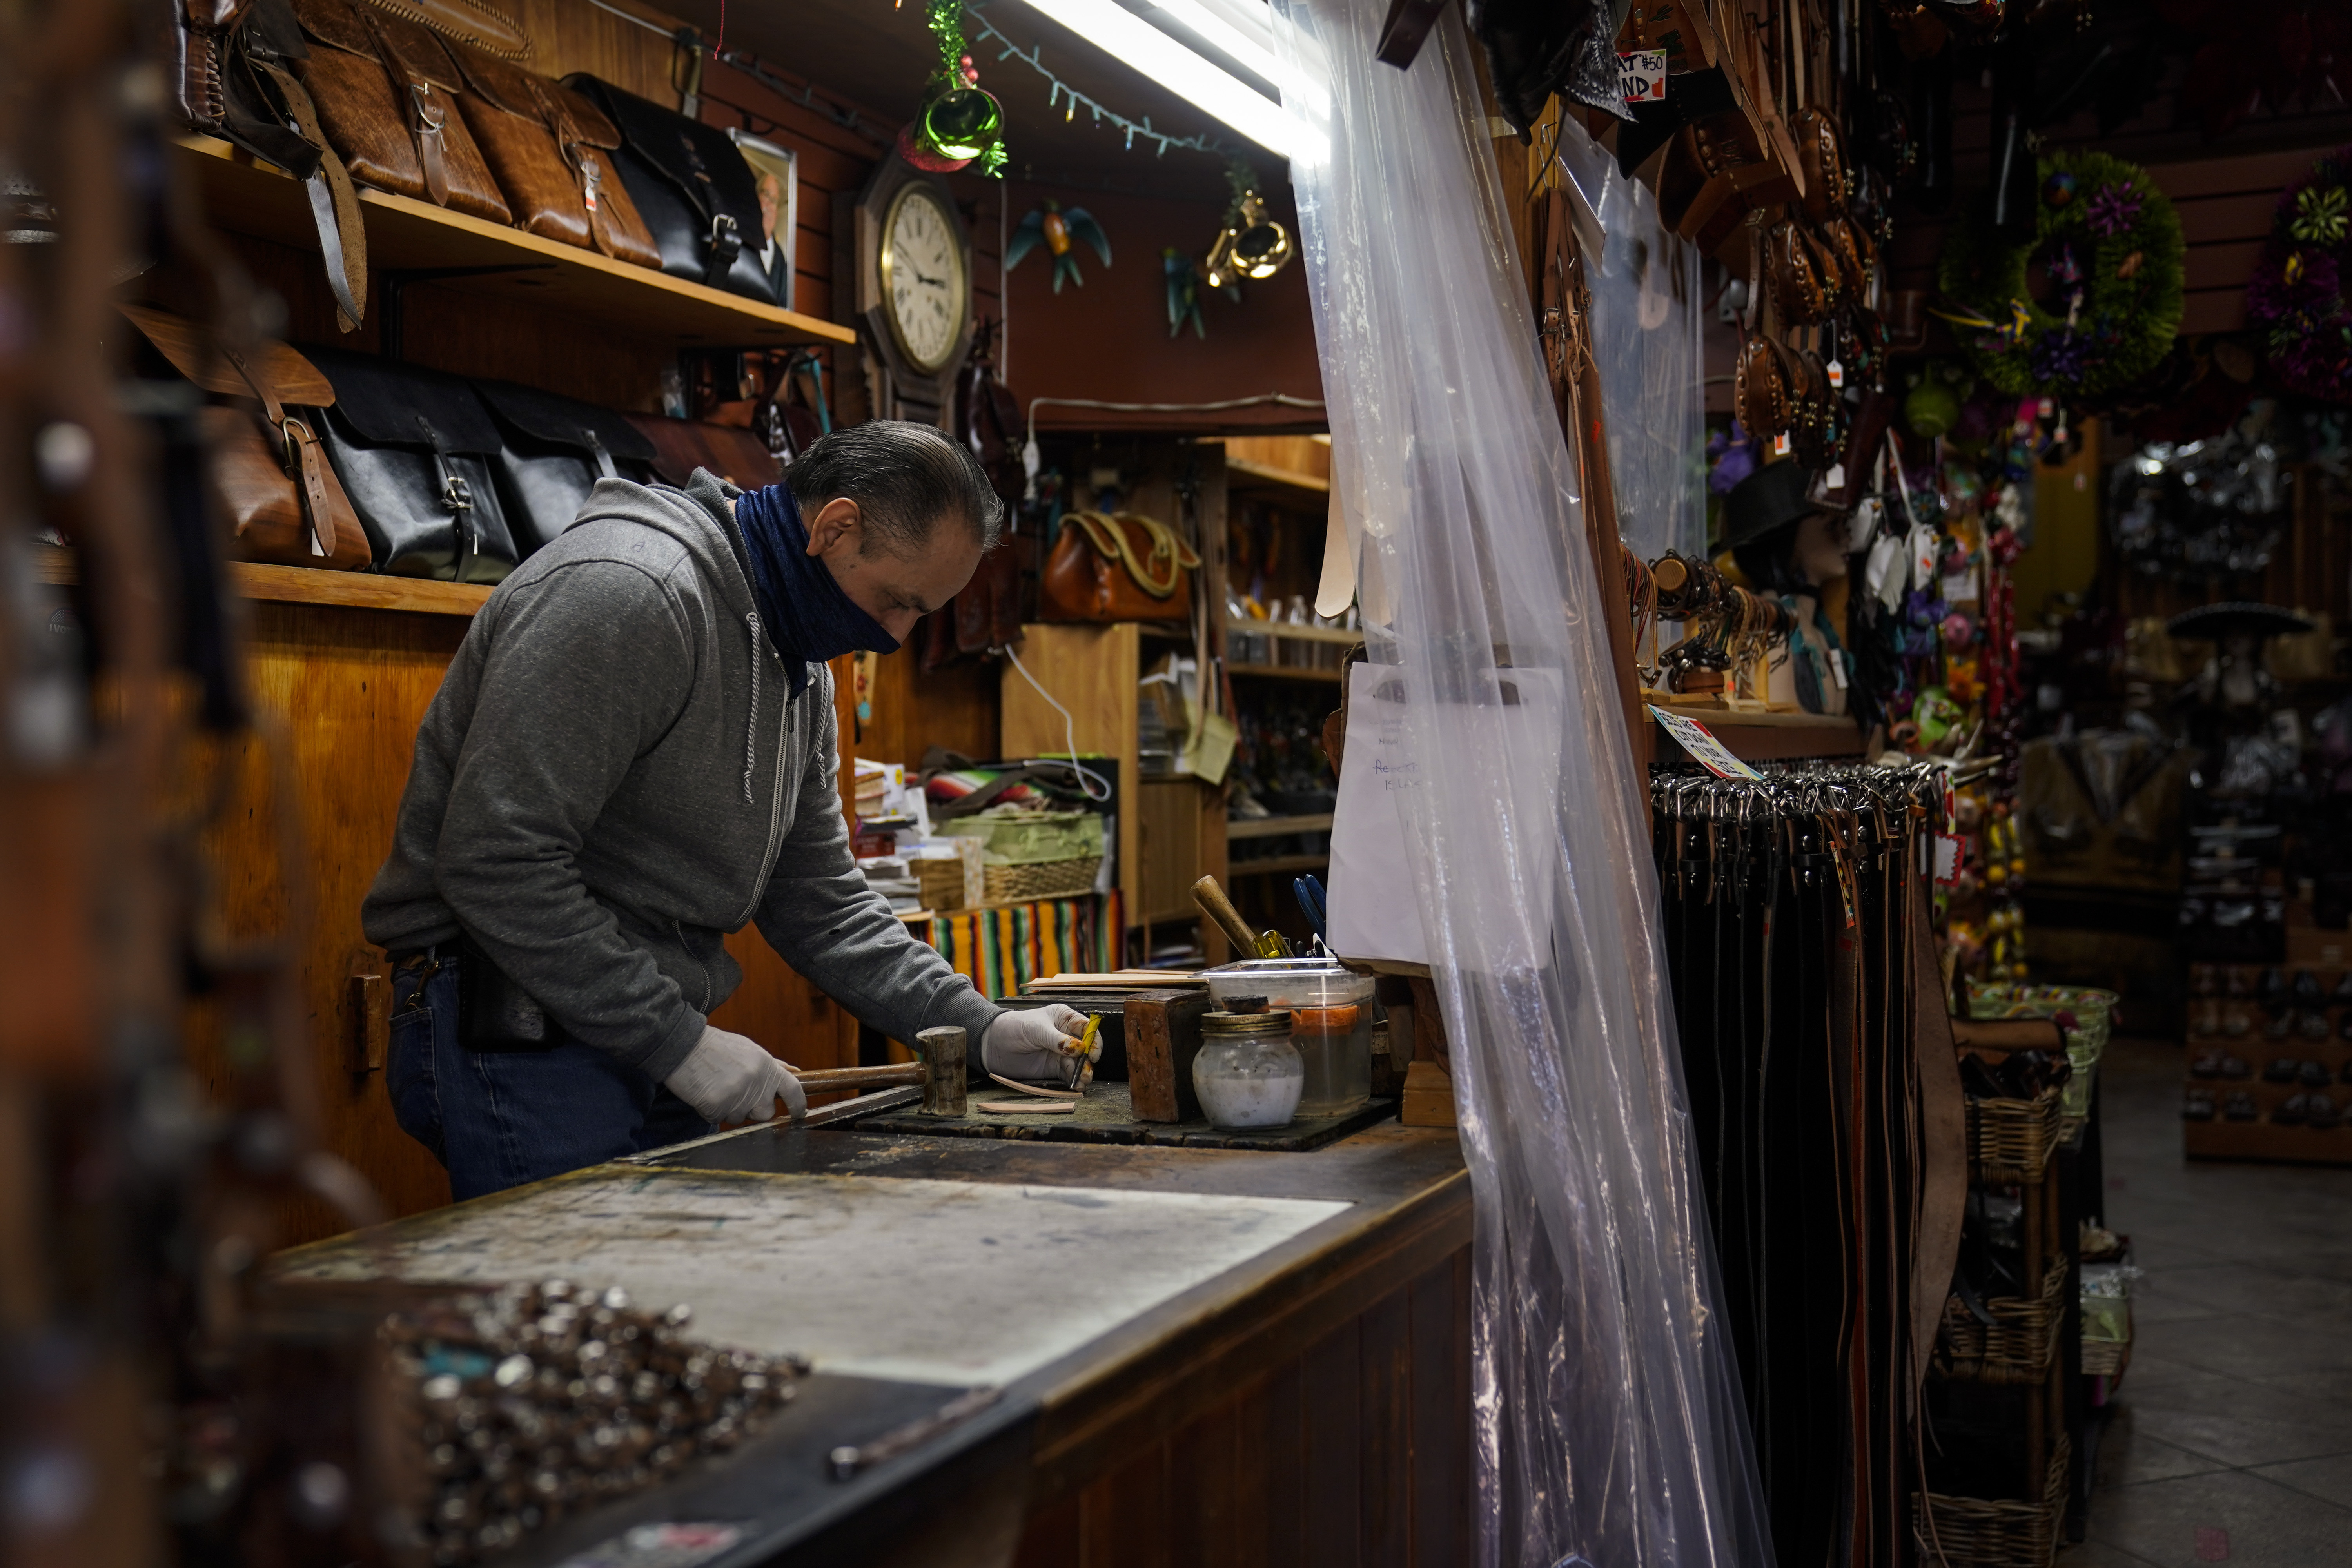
left=268, top=1089, right=1472, bottom=1568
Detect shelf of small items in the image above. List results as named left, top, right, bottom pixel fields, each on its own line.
left=2180, top=957, right=2352, bottom=1165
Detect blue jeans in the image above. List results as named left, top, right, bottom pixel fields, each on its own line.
left=387, top=952, right=714, bottom=1201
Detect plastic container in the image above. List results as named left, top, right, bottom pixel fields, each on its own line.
left=1201, top=960, right=1376, bottom=1118
left=1192, top=1009, right=1305, bottom=1131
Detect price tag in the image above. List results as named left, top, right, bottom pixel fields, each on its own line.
left=1772, top=431, right=1793, bottom=457
left=1618, top=50, right=1668, bottom=104
left=1650, top=706, right=1762, bottom=781
left=1934, top=833, right=1966, bottom=885
left=1826, top=358, right=1844, bottom=388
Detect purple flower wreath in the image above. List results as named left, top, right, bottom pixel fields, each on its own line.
left=2247, top=144, right=2352, bottom=404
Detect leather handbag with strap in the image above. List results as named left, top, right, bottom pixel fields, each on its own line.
left=624, top=414, right=782, bottom=492
left=172, top=0, right=369, bottom=329
left=120, top=303, right=372, bottom=569
left=352, top=0, right=530, bottom=60
left=562, top=74, right=777, bottom=304
left=473, top=378, right=657, bottom=557
left=290, top=0, right=510, bottom=222
left=1766, top=214, right=1831, bottom=325
left=1040, top=510, right=1200, bottom=624
left=1793, top=107, right=1850, bottom=226
left=305, top=345, right=519, bottom=581
left=450, top=47, right=659, bottom=265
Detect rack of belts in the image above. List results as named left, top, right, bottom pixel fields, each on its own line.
left=1650, top=761, right=1969, bottom=1568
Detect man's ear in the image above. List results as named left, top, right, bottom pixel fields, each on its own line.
left=804, top=496, right=862, bottom=556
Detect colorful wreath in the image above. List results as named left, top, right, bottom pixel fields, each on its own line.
left=1936, top=150, right=2184, bottom=403
left=2247, top=145, right=2352, bottom=403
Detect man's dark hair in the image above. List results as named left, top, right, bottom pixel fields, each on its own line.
left=785, top=420, right=1003, bottom=555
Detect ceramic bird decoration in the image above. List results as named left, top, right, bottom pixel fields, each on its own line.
left=1006, top=199, right=1111, bottom=292
left=1162, top=248, right=1205, bottom=338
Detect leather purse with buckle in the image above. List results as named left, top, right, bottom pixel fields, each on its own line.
left=473, top=379, right=658, bottom=558
left=306, top=345, right=520, bottom=581
left=171, top=0, right=370, bottom=330
left=563, top=74, right=777, bottom=304
left=451, top=46, right=661, bottom=267
left=120, top=303, right=373, bottom=569
left=289, top=0, right=510, bottom=222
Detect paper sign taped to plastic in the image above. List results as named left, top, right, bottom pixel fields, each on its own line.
left=1617, top=50, right=1668, bottom=103
left=1934, top=834, right=1966, bottom=885
left=1649, top=707, right=1760, bottom=780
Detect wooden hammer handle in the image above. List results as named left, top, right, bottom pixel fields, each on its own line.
left=1191, top=875, right=1259, bottom=956
left=791, top=1064, right=925, bottom=1091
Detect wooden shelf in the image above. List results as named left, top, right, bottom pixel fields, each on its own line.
left=40, top=544, right=493, bottom=617
left=1227, top=813, right=1334, bottom=840
left=1650, top=705, right=1865, bottom=762
left=1223, top=456, right=1331, bottom=502
left=1229, top=663, right=1345, bottom=683
left=1227, top=616, right=1360, bottom=646
left=177, top=136, right=853, bottom=349
left=1228, top=853, right=1329, bottom=877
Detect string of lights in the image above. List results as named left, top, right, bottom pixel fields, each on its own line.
left=963, top=0, right=1239, bottom=158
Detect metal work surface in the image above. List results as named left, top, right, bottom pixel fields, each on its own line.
left=273, top=1166, right=1348, bottom=1388
left=842, top=1082, right=1399, bottom=1151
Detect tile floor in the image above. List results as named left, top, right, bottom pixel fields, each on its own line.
left=2075, top=1035, right=2352, bottom=1566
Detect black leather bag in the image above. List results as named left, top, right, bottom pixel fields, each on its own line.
left=304, top=347, right=519, bottom=582
left=473, top=379, right=657, bottom=559
left=559, top=74, right=776, bottom=305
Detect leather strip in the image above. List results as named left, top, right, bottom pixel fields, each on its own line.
left=251, top=59, right=368, bottom=328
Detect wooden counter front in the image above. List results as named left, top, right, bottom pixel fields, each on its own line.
left=270, top=1106, right=1474, bottom=1567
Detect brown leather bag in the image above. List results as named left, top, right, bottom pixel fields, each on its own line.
left=1794, top=107, right=1850, bottom=227
left=121, top=304, right=371, bottom=568
left=1735, top=332, right=1793, bottom=439
left=1767, top=216, right=1830, bottom=325
left=292, top=0, right=510, bottom=222
left=624, top=413, right=780, bottom=491
left=1040, top=510, right=1200, bottom=624
left=354, top=0, right=529, bottom=59
left=450, top=46, right=659, bottom=264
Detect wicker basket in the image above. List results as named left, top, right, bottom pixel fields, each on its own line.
left=1916, top=1435, right=2071, bottom=1568
left=1936, top=1255, right=2069, bottom=1385
left=2082, top=1336, right=2130, bottom=1379
left=1965, top=1085, right=2064, bottom=1186
left=1967, top=982, right=2117, bottom=1142
left=982, top=856, right=1101, bottom=903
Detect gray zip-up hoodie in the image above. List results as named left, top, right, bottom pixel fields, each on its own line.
left=361, top=469, right=1001, bottom=1082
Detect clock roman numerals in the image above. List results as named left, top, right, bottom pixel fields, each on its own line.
left=878, top=185, right=966, bottom=372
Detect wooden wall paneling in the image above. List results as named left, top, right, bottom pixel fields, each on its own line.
left=1357, top=1285, right=1414, bottom=1568
left=1012, top=1490, right=1082, bottom=1568
left=1166, top=1396, right=1241, bottom=1564
left=1080, top=1442, right=1173, bottom=1568
left=1249, top=1357, right=1310, bottom=1567
left=1407, top=1247, right=1473, bottom=1563
left=855, top=643, right=1000, bottom=772
left=1300, top=1317, right=1366, bottom=1568
left=1000, top=620, right=1142, bottom=932
left=202, top=602, right=472, bottom=1234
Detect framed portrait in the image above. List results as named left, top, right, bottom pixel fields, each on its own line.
left=729, top=129, right=798, bottom=311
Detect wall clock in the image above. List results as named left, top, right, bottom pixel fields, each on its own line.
left=844, top=154, right=975, bottom=426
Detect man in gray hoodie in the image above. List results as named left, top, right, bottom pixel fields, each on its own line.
left=363, top=422, right=1088, bottom=1200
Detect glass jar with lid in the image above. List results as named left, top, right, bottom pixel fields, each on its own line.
left=1200, top=960, right=1376, bottom=1118
left=1192, top=1008, right=1305, bottom=1131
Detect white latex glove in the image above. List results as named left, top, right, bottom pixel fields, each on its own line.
left=982, top=1004, right=1091, bottom=1081
left=663, top=1025, right=806, bottom=1125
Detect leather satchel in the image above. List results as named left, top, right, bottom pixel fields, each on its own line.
left=120, top=303, right=372, bottom=568
left=305, top=346, right=519, bottom=581
left=451, top=47, right=660, bottom=265
left=562, top=74, right=777, bottom=304
left=1040, top=510, right=1200, bottom=624
left=353, top=0, right=530, bottom=60
left=474, top=378, right=656, bottom=558
left=624, top=414, right=782, bottom=491
left=172, top=0, right=368, bottom=329
left=291, top=0, right=510, bottom=223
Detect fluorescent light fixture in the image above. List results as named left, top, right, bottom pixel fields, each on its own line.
left=1011, top=0, right=1301, bottom=159
left=1150, top=0, right=1279, bottom=86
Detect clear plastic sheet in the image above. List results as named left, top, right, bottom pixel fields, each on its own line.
left=1269, top=5, right=1772, bottom=1565
left=1553, top=123, right=1709, bottom=564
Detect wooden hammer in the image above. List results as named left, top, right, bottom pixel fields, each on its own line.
left=788, top=1023, right=969, bottom=1116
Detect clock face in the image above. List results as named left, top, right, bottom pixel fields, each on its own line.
left=880, top=183, right=967, bottom=376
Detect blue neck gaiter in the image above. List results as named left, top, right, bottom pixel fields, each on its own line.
left=733, top=483, right=900, bottom=695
